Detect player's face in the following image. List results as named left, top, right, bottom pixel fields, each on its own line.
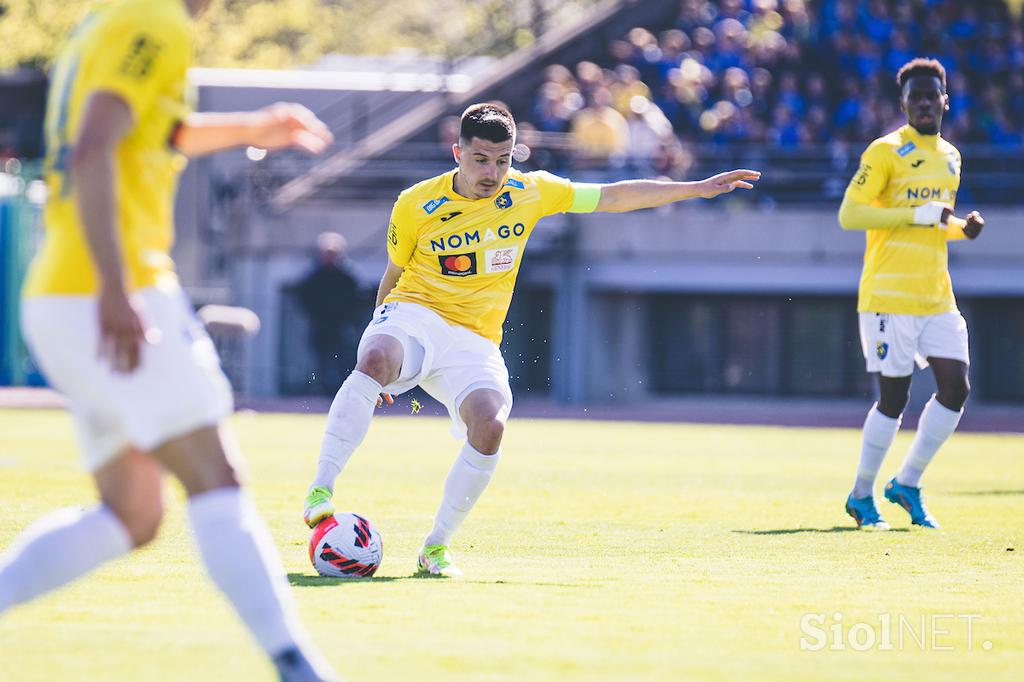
left=454, top=137, right=513, bottom=199
left=901, top=75, right=948, bottom=135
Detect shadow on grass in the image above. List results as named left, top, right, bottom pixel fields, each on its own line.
left=288, top=572, right=596, bottom=587
left=732, top=526, right=910, bottom=535
left=288, top=573, right=403, bottom=586
left=945, top=490, right=1024, bottom=496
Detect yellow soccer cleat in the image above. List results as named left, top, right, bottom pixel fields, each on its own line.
left=303, top=486, right=335, bottom=528
left=416, top=544, right=463, bottom=578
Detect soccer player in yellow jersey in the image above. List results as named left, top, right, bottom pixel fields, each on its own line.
left=840, top=59, right=985, bottom=531
left=0, top=1, right=340, bottom=680
left=303, top=102, right=760, bottom=576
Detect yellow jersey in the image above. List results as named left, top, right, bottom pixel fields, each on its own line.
left=23, top=0, right=192, bottom=298
left=385, top=167, right=576, bottom=344
left=842, top=125, right=966, bottom=315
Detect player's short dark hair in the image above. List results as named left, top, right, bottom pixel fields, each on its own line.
left=897, top=58, right=946, bottom=92
left=459, top=103, right=516, bottom=144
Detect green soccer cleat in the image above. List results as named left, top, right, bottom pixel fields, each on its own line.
left=417, top=544, right=463, bottom=577
left=303, top=486, right=335, bottom=528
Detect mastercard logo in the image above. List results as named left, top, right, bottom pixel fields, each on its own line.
left=444, top=255, right=473, bottom=272
left=438, top=252, right=477, bottom=277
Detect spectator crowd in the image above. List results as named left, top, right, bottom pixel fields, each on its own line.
left=528, top=0, right=1024, bottom=176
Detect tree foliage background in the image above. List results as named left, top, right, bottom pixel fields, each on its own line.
left=0, top=0, right=604, bottom=71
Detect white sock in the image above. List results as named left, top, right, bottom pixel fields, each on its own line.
left=313, top=370, right=382, bottom=491
left=0, top=506, right=131, bottom=613
left=423, top=442, right=500, bottom=548
left=852, top=404, right=902, bottom=498
left=897, top=396, right=963, bottom=488
left=188, top=487, right=311, bottom=658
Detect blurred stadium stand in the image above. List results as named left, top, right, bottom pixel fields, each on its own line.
left=1, top=0, right=1023, bottom=410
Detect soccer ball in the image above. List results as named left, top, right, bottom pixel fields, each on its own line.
left=309, top=512, right=383, bottom=578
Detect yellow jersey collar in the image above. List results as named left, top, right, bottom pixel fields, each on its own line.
left=902, top=124, right=940, bottom=149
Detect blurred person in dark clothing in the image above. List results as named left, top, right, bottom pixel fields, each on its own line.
left=292, top=232, right=363, bottom=394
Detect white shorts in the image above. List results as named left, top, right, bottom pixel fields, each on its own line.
left=858, top=311, right=970, bottom=377
left=20, top=283, right=234, bottom=472
left=358, top=301, right=512, bottom=439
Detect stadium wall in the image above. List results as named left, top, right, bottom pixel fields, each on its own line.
left=199, top=200, right=1024, bottom=406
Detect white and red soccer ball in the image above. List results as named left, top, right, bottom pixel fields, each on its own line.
left=309, top=512, right=383, bottom=578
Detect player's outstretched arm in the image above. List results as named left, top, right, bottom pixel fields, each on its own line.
left=173, top=103, right=333, bottom=157
left=592, top=169, right=760, bottom=213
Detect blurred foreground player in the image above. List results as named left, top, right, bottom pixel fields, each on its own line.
left=303, top=102, right=760, bottom=576
left=840, top=59, right=985, bottom=531
left=0, top=1, right=340, bottom=680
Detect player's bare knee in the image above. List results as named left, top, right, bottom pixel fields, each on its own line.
left=153, top=428, right=241, bottom=496
left=183, top=459, right=240, bottom=496
left=469, top=416, right=505, bottom=454
left=356, top=344, right=401, bottom=386
left=129, top=511, right=163, bottom=548
left=938, top=380, right=970, bottom=411
left=109, top=495, right=164, bottom=548
left=877, top=395, right=908, bottom=419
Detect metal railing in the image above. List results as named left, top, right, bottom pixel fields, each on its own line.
left=249, top=136, right=1024, bottom=206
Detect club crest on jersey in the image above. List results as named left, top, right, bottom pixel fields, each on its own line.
left=896, top=142, right=916, bottom=157
left=504, top=178, right=525, bottom=189
left=876, top=342, right=889, bottom=360
left=422, top=197, right=450, bottom=214
left=494, top=191, right=513, bottom=209
left=485, top=246, right=519, bottom=273
left=438, top=252, right=477, bottom=277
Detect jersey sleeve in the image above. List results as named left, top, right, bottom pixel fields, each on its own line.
left=844, top=140, right=892, bottom=205
left=945, top=215, right=968, bottom=241
left=531, top=170, right=576, bottom=216
left=84, top=14, right=191, bottom=123
left=386, top=195, right=417, bottom=267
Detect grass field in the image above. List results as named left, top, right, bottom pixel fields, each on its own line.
left=0, top=408, right=1021, bottom=681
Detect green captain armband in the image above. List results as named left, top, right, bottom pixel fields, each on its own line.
left=568, top=183, right=602, bottom=213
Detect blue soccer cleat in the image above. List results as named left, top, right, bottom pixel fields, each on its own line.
left=845, top=493, right=890, bottom=531
left=272, top=647, right=341, bottom=682
left=885, top=478, right=939, bottom=528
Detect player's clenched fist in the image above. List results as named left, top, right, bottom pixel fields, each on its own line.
left=963, top=210, right=984, bottom=240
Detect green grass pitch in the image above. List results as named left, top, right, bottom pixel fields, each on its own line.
left=0, top=408, right=1021, bottom=681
